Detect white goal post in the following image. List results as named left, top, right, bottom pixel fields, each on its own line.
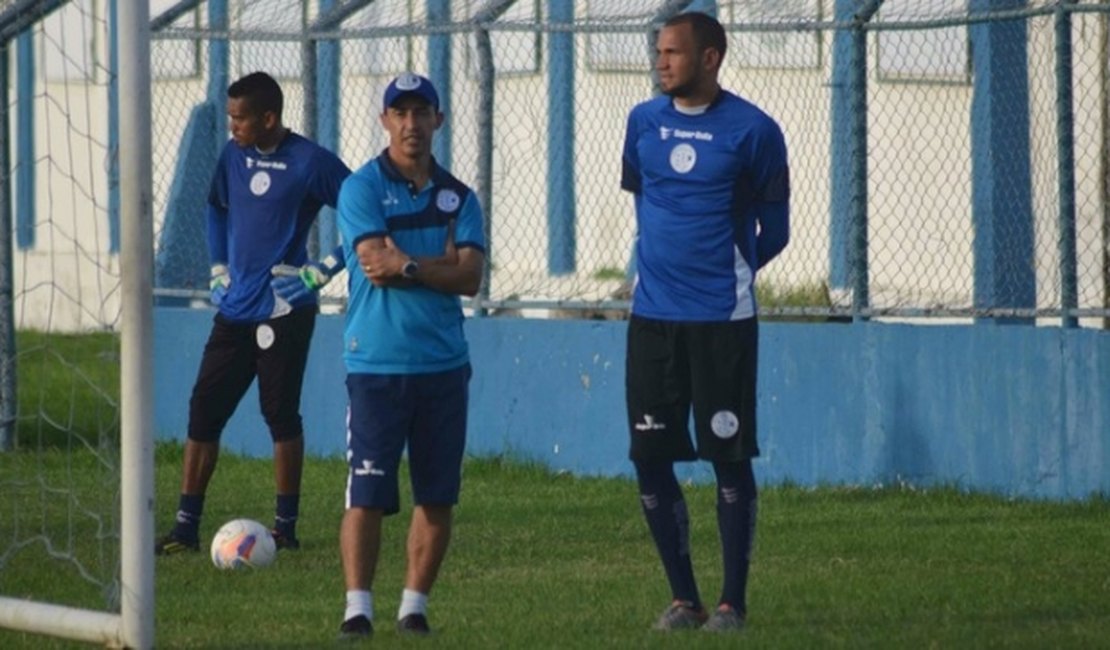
left=0, top=0, right=154, bottom=647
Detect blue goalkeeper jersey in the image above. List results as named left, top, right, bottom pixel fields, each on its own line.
left=621, top=90, right=790, bottom=321
left=207, top=132, right=351, bottom=323
left=338, top=151, right=486, bottom=375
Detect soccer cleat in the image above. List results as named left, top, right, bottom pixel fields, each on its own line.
left=651, top=600, right=708, bottom=631
left=396, top=613, right=432, bottom=636
left=337, top=615, right=373, bottom=641
left=154, top=532, right=199, bottom=556
left=270, top=528, right=300, bottom=550
left=703, top=604, right=746, bottom=632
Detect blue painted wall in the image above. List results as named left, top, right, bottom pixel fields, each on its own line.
left=427, top=0, right=452, bottom=168
left=15, top=31, right=34, bottom=250
left=546, top=0, right=576, bottom=276
left=153, top=101, right=220, bottom=296
left=970, top=0, right=1035, bottom=318
left=828, top=0, right=861, bottom=293
left=314, top=0, right=341, bottom=257
left=154, top=309, right=1109, bottom=500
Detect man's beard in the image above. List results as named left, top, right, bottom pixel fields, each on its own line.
left=663, top=77, right=698, bottom=99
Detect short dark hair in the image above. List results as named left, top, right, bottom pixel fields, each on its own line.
left=664, top=11, right=728, bottom=60
left=228, top=71, right=284, bottom=119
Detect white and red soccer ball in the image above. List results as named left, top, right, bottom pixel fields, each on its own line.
left=209, top=518, right=276, bottom=570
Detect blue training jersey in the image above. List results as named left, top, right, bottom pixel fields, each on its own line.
left=338, top=151, right=486, bottom=375
left=207, top=132, right=351, bottom=323
left=621, top=90, right=790, bottom=321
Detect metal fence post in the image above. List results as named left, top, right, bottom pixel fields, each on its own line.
left=0, top=43, right=12, bottom=452
left=1056, top=0, right=1079, bottom=328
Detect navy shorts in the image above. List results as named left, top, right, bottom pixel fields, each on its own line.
left=188, top=306, right=316, bottom=443
left=625, top=315, right=759, bottom=462
left=344, top=364, right=471, bottom=515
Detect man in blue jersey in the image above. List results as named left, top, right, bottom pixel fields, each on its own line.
left=334, top=73, right=485, bottom=640
left=156, top=72, right=352, bottom=555
left=621, top=12, right=790, bottom=632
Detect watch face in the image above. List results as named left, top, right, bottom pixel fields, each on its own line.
left=403, top=261, right=418, bottom=278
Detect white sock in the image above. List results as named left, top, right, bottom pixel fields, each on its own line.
left=398, top=588, right=428, bottom=620
left=345, top=590, right=373, bottom=622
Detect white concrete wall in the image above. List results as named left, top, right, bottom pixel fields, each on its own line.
left=14, top=2, right=1110, bottom=331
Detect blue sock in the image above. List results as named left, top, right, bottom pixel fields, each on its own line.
left=275, top=494, right=300, bottom=538
left=634, top=460, right=701, bottom=610
left=713, top=460, right=757, bottom=615
left=172, top=494, right=204, bottom=541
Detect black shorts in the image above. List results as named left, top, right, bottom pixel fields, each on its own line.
left=187, top=306, right=316, bottom=443
left=625, top=315, right=759, bottom=462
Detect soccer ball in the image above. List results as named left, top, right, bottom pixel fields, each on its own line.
left=210, top=518, right=277, bottom=570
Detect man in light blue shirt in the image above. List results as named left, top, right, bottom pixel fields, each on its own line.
left=335, top=72, right=485, bottom=640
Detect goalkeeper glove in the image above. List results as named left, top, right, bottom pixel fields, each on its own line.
left=271, top=253, right=344, bottom=303
left=209, top=264, right=230, bottom=307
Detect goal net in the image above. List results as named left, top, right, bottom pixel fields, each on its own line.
left=0, top=0, right=152, bottom=647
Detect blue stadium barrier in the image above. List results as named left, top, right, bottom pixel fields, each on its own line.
left=154, top=308, right=1110, bottom=500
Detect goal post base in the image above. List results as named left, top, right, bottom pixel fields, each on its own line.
left=0, top=596, right=123, bottom=647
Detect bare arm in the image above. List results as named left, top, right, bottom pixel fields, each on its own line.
left=356, top=222, right=483, bottom=297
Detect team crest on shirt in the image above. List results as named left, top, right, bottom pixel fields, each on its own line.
left=250, top=170, right=271, bottom=196
left=436, top=189, right=461, bottom=213
left=669, top=143, right=697, bottom=174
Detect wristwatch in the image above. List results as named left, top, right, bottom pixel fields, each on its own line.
left=402, top=259, right=419, bottom=279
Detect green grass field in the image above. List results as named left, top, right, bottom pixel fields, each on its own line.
left=2, top=332, right=1109, bottom=647
left=10, top=330, right=120, bottom=449
left=2, top=444, right=1109, bottom=649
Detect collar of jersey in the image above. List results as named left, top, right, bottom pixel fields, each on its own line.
left=668, top=87, right=728, bottom=114
left=248, top=129, right=295, bottom=157
left=376, top=148, right=448, bottom=191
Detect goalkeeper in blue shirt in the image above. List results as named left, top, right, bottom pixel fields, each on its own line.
left=621, top=12, right=790, bottom=633
left=156, top=71, right=351, bottom=555
left=334, top=73, right=485, bottom=640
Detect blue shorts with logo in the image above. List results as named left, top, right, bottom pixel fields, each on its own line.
left=344, top=364, right=470, bottom=515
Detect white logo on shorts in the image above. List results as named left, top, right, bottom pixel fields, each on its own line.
left=710, top=410, right=739, bottom=439
left=255, top=324, right=275, bottom=350
left=669, top=143, right=696, bottom=174
left=250, top=170, right=271, bottom=196
left=354, top=459, right=386, bottom=477
left=634, top=414, right=666, bottom=432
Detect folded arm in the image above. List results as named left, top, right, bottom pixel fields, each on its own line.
left=356, top=222, right=483, bottom=297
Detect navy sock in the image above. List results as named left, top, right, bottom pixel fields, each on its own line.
left=713, top=460, right=757, bottom=615
left=275, top=494, right=300, bottom=538
left=172, top=494, right=205, bottom=541
left=634, top=460, right=701, bottom=609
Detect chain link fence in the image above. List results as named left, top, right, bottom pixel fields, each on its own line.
left=148, top=0, right=1110, bottom=323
